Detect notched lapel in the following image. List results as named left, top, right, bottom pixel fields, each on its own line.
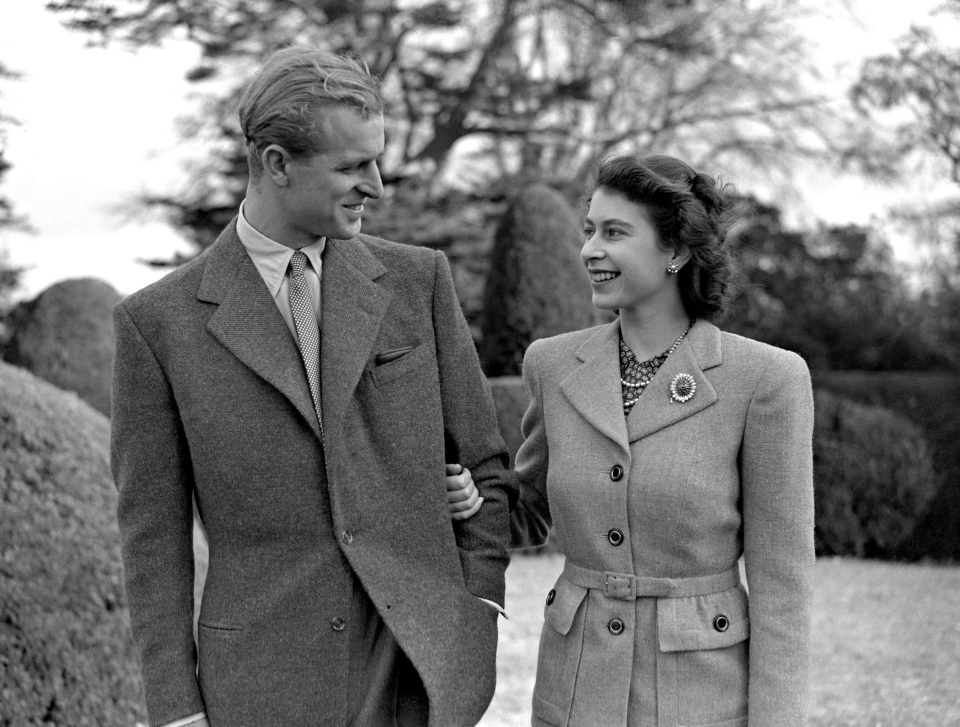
left=626, top=321, right=721, bottom=443
left=559, top=323, right=631, bottom=457
left=320, top=238, right=390, bottom=436
left=201, top=229, right=324, bottom=442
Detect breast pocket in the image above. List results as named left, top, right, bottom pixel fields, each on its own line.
left=370, top=342, right=431, bottom=388
left=657, top=584, right=750, bottom=727
left=532, top=576, right=589, bottom=727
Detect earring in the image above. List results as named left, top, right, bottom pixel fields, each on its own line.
left=666, top=262, right=681, bottom=274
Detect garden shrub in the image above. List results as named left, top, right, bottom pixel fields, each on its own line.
left=0, top=361, right=146, bottom=726
left=812, top=371, right=960, bottom=561
left=2, top=278, right=121, bottom=417
left=479, top=183, right=595, bottom=376
left=813, top=389, right=940, bottom=558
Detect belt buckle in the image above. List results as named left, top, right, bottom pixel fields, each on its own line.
left=604, top=572, right=637, bottom=601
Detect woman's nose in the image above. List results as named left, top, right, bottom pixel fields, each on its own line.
left=581, top=233, right=602, bottom=262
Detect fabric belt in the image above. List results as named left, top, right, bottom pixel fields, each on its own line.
left=562, top=561, right=741, bottom=600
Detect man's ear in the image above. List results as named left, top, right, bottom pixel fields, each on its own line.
left=261, top=144, right=292, bottom=187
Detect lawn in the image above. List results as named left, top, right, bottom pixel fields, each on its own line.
left=480, top=554, right=960, bottom=727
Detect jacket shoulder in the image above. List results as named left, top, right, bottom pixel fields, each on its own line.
left=524, top=323, right=612, bottom=369
left=118, top=252, right=208, bottom=316
left=352, top=234, right=440, bottom=291
left=532, top=324, right=610, bottom=353
left=356, top=233, right=436, bottom=264
left=718, top=330, right=811, bottom=379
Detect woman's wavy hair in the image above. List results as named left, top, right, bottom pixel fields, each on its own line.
left=239, top=45, right=384, bottom=181
left=585, top=154, right=742, bottom=322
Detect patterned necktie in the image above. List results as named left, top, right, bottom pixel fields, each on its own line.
left=288, top=251, right=324, bottom=442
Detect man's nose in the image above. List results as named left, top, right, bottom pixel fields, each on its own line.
left=360, top=161, right=384, bottom=200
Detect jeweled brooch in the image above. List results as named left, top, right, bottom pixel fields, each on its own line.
left=669, top=373, right=696, bottom=403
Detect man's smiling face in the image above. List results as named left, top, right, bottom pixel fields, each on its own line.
left=281, top=105, right=385, bottom=243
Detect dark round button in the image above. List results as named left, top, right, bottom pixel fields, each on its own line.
left=331, top=616, right=346, bottom=632
left=713, top=614, right=729, bottom=633
left=609, top=464, right=624, bottom=482
left=546, top=589, right=556, bottom=606
left=607, top=528, right=624, bottom=546
left=341, top=530, right=353, bottom=545
left=608, top=618, right=625, bottom=635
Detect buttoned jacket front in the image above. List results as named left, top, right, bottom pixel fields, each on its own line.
left=111, top=221, right=514, bottom=727
left=510, top=320, right=815, bottom=727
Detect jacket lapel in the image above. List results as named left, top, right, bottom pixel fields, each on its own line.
left=319, top=236, right=389, bottom=437
left=199, top=221, right=324, bottom=441
left=559, top=321, right=631, bottom=458
left=626, top=320, right=721, bottom=443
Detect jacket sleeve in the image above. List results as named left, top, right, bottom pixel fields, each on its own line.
left=740, top=349, right=815, bottom=727
left=431, top=251, right=516, bottom=607
left=111, top=303, right=205, bottom=726
left=509, top=340, right=552, bottom=549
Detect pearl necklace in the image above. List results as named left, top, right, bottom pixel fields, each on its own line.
left=620, top=320, right=695, bottom=411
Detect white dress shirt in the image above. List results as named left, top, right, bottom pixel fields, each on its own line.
left=237, top=201, right=325, bottom=333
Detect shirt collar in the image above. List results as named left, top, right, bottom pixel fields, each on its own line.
left=236, top=201, right=326, bottom=297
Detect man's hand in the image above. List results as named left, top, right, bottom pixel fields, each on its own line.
left=445, top=463, right=483, bottom=521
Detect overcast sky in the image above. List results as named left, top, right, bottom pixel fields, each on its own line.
left=0, top=1, right=956, bottom=301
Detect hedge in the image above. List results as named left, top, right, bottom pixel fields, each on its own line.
left=479, top=183, right=596, bottom=376
left=812, top=371, right=960, bottom=561
left=0, top=361, right=145, bottom=726
left=812, top=389, right=939, bottom=557
left=2, top=278, right=121, bottom=417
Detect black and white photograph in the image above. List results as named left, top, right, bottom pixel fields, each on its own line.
left=1, top=1, right=959, bottom=726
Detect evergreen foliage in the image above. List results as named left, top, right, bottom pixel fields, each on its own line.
left=479, top=184, right=594, bottom=376
left=813, top=371, right=960, bottom=560
left=0, top=361, right=146, bottom=726
left=812, top=389, right=940, bottom=558
left=2, top=278, right=121, bottom=416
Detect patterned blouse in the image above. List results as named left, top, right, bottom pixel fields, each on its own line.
left=618, top=338, right=672, bottom=415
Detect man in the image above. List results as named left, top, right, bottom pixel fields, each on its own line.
left=111, top=46, right=514, bottom=727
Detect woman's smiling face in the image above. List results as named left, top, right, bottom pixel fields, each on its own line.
left=581, top=187, right=683, bottom=315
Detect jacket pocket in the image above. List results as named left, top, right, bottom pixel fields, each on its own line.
left=370, top=342, right=429, bottom=388
left=532, top=575, right=589, bottom=727
left=657, top=584, right=750, bottom=727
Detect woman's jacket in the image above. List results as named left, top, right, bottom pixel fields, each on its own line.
left=511, top=319, right=815, bottom=727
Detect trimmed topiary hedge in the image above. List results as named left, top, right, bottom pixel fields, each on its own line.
left=812, top=389, right=940, bottom=558
left=2, top=278, right=121, bottom=417
left=479, top=183, right=595, bottom=377
left=0, top=361, right=146, bottom=726
left=812, top=371, right=960, bottom=561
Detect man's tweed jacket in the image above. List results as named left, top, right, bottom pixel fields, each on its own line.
left=111, top=220, right=514, bottom=726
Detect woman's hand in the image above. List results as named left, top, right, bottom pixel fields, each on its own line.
left=445, top=463, right=483, bottom=521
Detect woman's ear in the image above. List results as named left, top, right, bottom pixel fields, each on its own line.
left=261, top=144, right=291, bottom=188
left=670, top=247, right=692, bottom=271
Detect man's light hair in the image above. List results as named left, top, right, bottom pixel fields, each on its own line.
left=238, top=46, right=384, bottom=181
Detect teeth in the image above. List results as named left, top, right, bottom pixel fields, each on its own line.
left=591, top=271, right=619, bottom=283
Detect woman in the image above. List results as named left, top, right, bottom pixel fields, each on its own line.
left=450, top=154, right=814, bottom=726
